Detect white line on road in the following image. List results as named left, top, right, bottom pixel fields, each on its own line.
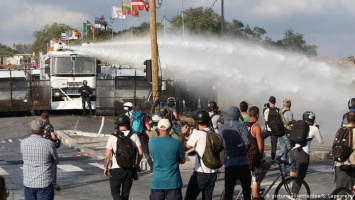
left=57, top=164, right=84, bottom=172
left=0, top=167, right=9, bottom=175
left=89, top=163, right=104, bottom=169
left=8, top=139, right=13, bottom=143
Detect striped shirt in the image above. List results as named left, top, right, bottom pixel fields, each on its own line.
left=21, top=135, right=59, bottom=188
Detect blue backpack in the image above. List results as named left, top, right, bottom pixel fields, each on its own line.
left=131, top=111, right=145, bottom=135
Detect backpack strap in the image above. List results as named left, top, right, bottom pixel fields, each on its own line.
left=250, top=123, right=257, bottom=138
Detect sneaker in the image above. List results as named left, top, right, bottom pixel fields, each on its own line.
left=53, top=183, right=61, bottom=191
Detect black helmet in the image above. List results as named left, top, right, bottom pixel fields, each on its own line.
left=193, top=109, right=211, bottom=124
left=115, top=114, right=131, bottom=128
left=83, top=80, right=88, bottom=85
left=303, top=111, right=316, bottom=122
left=53, top=139, right=61, bottom=149
left=348, top=98, right=355, bottom=109
left=207, top=101, right=218, bottom=109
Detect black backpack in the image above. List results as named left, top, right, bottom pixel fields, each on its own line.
left=267, top=107, right=285, bottom=136
left=332, top=127, right=354, bottom=162
left=288, top=120, right=309, bottom=145
left=112, top=131, right=138, bottom=169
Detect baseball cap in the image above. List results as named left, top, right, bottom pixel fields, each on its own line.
left=269, top=96, right=276, bottom=103
left=157, top=119, right=171, bottom=131
left=31, top=119, right=44, bottom=131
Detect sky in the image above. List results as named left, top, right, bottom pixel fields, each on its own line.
left=1, top=0, right=355, bottom=59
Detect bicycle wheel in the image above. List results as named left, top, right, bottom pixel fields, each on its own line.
left=273, top=177, right=310, bottom=200
left=329, top=187, right=353, bottom=200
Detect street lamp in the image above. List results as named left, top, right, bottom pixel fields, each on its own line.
left=221, top=0, right=225, bottom=36
left=110, top=17, right=114, bottom=40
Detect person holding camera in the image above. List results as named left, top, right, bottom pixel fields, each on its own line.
left=40, top=111, right=61, bottom=191
left=149, top=119, right=185, bottom=200
left=104, top=115, right=143, bottom=200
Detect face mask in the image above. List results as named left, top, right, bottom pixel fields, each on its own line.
left=123, top=107, right=128, bottom=111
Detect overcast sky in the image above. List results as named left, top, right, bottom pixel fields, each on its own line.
left=1, top=0, right=354, bottom=59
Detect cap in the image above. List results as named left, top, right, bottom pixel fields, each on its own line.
left=269, top=96, right=276, bottom=103
left=157, top=119, right=171, bottom=131
left=31, top=119, right=44, bottom=131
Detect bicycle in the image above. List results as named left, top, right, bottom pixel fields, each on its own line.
left=220, top=157, right=311, bottom=200
left=329, top=165, right=355, bottom=200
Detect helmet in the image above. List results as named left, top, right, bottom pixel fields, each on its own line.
left=151, top=112, right=163, bottom=123
left=302, top=111, right=316, bottom=122
left=123, top=102, right=134, bottom=111
left=348, top=98, right=355, bottom=109
left=115, top=114, right=131, bottom=128
left=83, top=80, right=88, bottom=85
left=207, top=101, right=218, bottom=110
left=193, top=109, right=211, bottom=124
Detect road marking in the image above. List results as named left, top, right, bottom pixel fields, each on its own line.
left=8, top=139, right=13, bottom=143
left=57, top=164, right=84, bottom=172
left=89, top=163, right=104, bottom=169
left=0, top=167, right=9, bottom=175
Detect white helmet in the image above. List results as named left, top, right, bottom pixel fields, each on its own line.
left=123, top=102, right=133, bottom=111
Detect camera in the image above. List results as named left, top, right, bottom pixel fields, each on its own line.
left=167, top=97, right=176, bottom=108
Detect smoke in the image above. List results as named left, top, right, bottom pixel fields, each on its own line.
left=71, top=34, right=355, bottom=139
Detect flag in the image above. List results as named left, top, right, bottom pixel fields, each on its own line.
left=131, top=0, right=146, bottom=11
left=83, top=22, right=87, bottom=33
left=122, top=2, right=131, bottom=15
left=87, top=20, right=94, bottom=33
left=112, top=6, right=123, bottom=18
left=66, top=29, right=72, bottom=39
left=131, top=10, right=139, bottom=17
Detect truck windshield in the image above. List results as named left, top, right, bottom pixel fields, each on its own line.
left=53, top=57, right=95, bottom=75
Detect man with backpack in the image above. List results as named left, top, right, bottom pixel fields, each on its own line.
left=278, top=98, right=293, bottom=166
left=104, top=114, right=143, bottom=200
left=289, top=111, right=323, bottom=195
left=131, top=105, right=153, bottom=173
left=149, top=119, right=185, bottom=200
left=207, top=101, right=223, bottom=132
left=334, top=112, right=355, bottom=191
left=263, top=96, right=280, bottom=160
left=218, top=106, right=251, bottom=200
left=180, top=109, right=220, bottom=200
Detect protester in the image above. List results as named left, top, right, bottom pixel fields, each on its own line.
left=289, top=111, right=323, bottom=195
left=149, top=119, right=185, bottom=200
left=218, top=106, right=251, bottom=200
left=147, top=112, right=164, bottom=140
left=279, top=98, right=293, bottom=166
left=245, top=106, right=271, bottom=200
left=123, top=102, right=134, bottom=118
left=207, top=101, right=222, bottom=132
left=104, top=114, right=143, bottom=200
left=180, top=109, right=219, bottom=200
left=40, top=111, right=61, bottom=191
left=341, top=98, right=355, bottom=127
left=239, top=101, right=250, bottom=123
left=263, top=96, right=279, bottom=160
left=131, top=105, right=153, bottom=173
left=334, top=112, right=355, bottom=191
left=78, top=80, right=93, bottom=115
left=21, top=119, right=59, bottom=200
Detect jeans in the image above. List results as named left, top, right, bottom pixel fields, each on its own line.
left=109, top=168, right=134, bottom=200
left=24, top=184, right=54, bottom=200
left=279, top=135, right=291, bottom=162
left=150, top=188, right=183, bottom=200
left=224, top=165, right=251, bottom=200
left=185, top=171, right=217, bottom=200
left=52, top=165, right=57, bottom=184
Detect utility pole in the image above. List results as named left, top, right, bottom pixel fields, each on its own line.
left=221, top=0, right=225, bottom=36
left=150, top=0, right=159, bottom=102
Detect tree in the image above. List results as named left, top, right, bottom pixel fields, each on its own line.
left=14, top=44, right=32, bottom=54
left=170, top=7, right=221, bottom=35
left=30, top=23, right=72, bottom=54
left=0, top=43, right=18, bottom=56
left=277, top=29, right=317, bottom=56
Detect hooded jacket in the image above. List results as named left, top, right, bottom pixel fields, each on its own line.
left=218, top=106, right=250, bottom=158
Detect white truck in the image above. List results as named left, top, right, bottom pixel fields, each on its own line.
left=40, top=42, right=97, bottom=110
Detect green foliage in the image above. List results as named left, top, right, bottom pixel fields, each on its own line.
left=30, top=23, right=72, bottom=54
left=276, top=29, right=317, bottom=56
left=14, top=44, right=32, bottom=54
left=0, top=43, right=18, bottom=56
